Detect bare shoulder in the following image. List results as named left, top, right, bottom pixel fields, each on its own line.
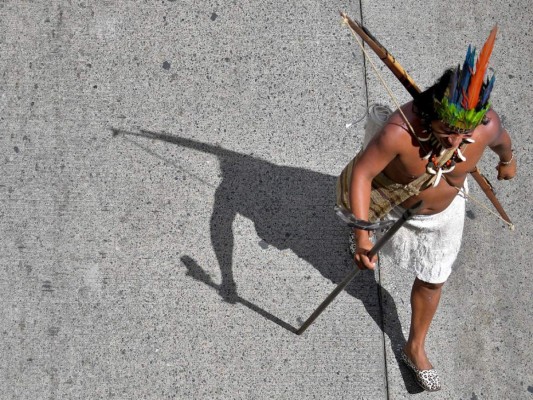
left=369, top=123, right=409, bottom=157
left=356, top=105, right=418, bottom=176
left=476, top=108, right=504, bottom=144
left=371, top=103, right=417, bottom=150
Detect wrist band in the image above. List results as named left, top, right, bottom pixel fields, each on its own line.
left=499, top=153, right=514, bottom=165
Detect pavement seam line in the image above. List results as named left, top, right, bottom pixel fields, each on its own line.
left=359, top=4, right=390, bottom=398
left=377, top=260, right=391, bottom=400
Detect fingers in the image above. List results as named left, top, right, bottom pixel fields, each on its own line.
left=496, top=165, right=516, bottom=180
left=497, top=171, right=516, bottom=180
left=354, top=252, right=377, bottom=270
left=354, top=236, right=377, bottom=270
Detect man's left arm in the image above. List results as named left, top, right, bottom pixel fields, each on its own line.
left=486, top=110, right=517, bottom=180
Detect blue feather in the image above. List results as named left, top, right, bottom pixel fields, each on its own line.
left=450, top=65, right=460, bottom=104
left=457, top=46, right=475, bottom=106
left=481, top=74, right=495, bottom=105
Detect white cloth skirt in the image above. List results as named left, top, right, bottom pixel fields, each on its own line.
left=378, top=189, right=466, bottom=284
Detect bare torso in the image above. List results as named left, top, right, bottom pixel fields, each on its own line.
left=381, top=102, right=499, bottom=215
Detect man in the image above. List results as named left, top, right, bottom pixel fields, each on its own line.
left=337, top=29, right=516, bottom=391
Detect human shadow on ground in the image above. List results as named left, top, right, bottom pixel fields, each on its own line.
left=111, top=127, right=424, bottom=393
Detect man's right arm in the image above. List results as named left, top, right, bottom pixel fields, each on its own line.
left=349, top=124, right=405, bottom=269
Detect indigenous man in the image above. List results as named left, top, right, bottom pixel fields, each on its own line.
left=337, top=29, right=516, bottom=391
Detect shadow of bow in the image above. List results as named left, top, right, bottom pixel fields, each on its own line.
left=111, top=127, right=423, bottom=393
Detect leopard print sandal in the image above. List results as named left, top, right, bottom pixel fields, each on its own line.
left=400, top=349, right=442, bottom=392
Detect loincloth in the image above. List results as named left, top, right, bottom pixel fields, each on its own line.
left=377, top=187, right=467, bottom=284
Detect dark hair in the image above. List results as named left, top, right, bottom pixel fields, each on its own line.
left=413, top=69, right=454, bottom=121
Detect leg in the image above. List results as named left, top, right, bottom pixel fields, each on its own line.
left=403, top=277, right=444, bottom=370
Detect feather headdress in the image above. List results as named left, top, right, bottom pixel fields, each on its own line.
left=434, top=26, right=498, bottom=131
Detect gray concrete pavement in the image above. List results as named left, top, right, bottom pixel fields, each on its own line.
left=1, top=1, right=531, bottom=399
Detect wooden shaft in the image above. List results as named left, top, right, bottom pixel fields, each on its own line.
left=296, top=201, right=423, bottom=335
left=295, top=268, right=360, bottom=335
left=470, top=168, right=512, bottom=225
left=341, top=13, right=421, bottom=98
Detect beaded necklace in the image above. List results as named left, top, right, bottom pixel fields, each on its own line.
left=414, top=117, right=475, bottom=186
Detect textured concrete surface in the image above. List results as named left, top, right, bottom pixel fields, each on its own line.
left=1, top=1, right=531, bottom=399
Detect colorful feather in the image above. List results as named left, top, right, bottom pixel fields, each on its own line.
left=461, top=88, right=469, bottom=109
left=481, top=74, right=496, bottom=105
left=457, top=46, right=471, bottom=103
left=467, top=25, right=498, bottom=109
left=457, top=46, right=475, bottom=106
left=435, top=27, right=498, bottom=130
left=449, top=66, right=460, bottom=104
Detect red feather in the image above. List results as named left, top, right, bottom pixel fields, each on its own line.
left=461, top=88, right=469, bottom=109
left=467, top=25, right=498, bottom=109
